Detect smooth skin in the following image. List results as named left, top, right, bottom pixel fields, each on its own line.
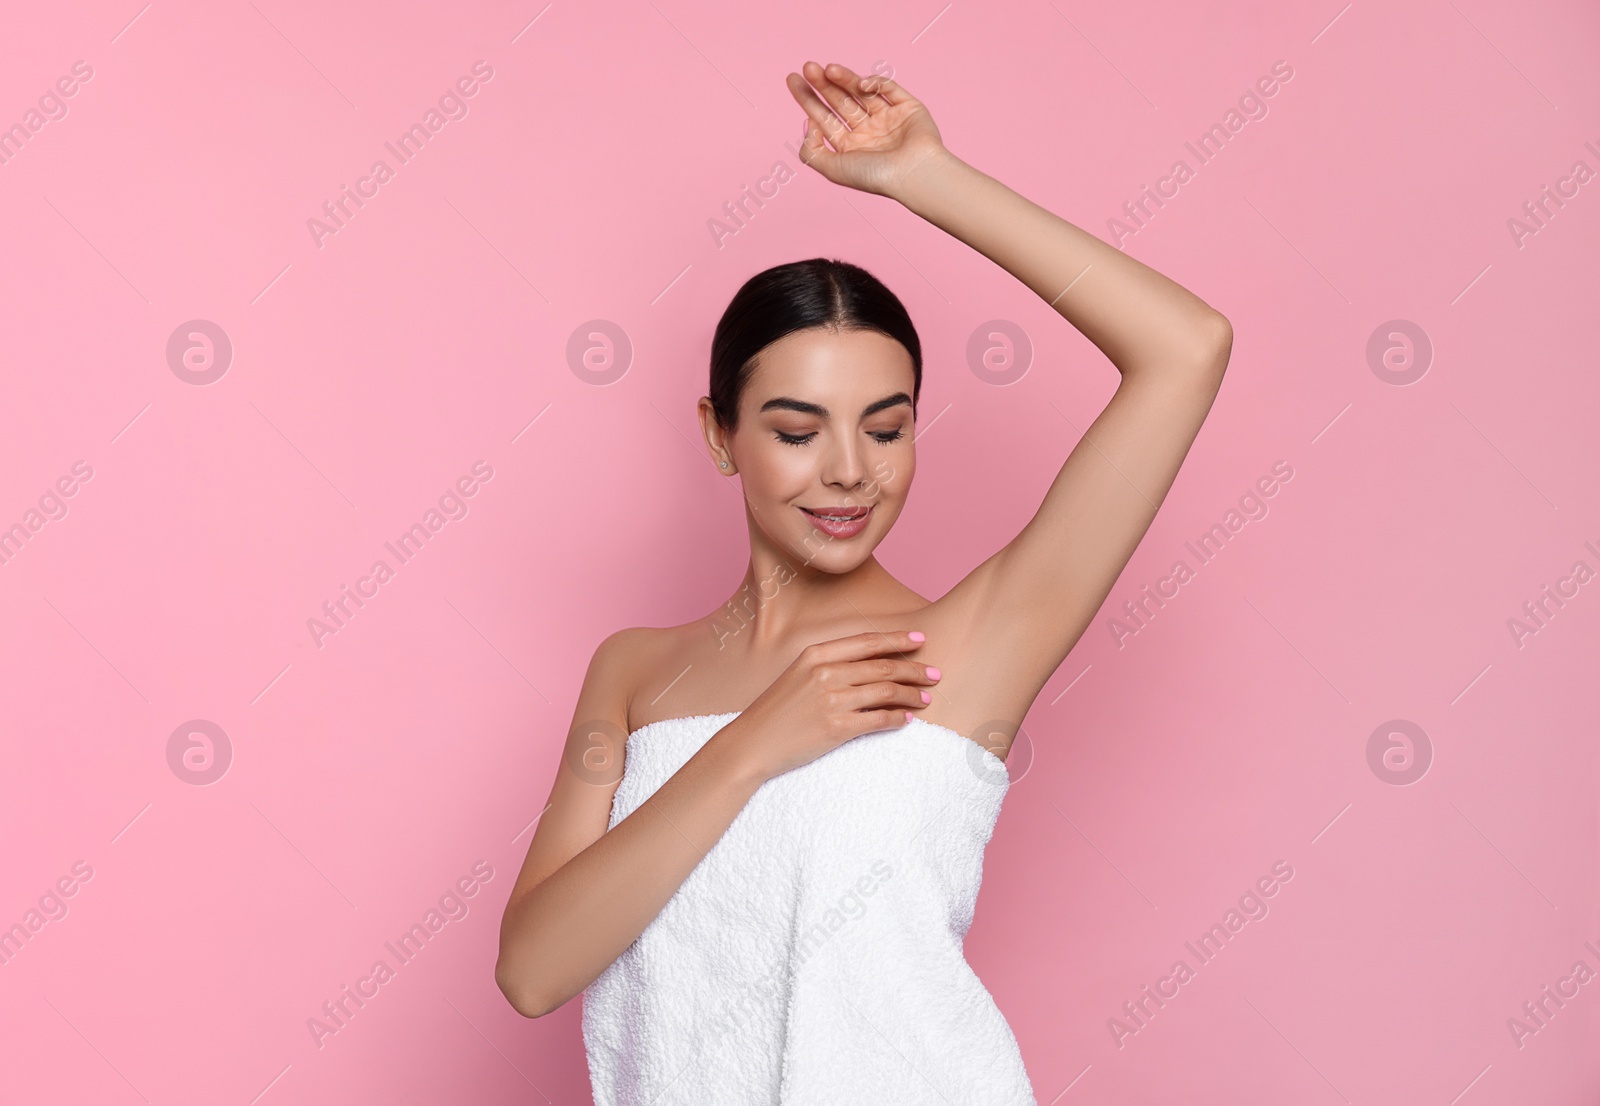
left=497, top=61, right=1232, bottom=1019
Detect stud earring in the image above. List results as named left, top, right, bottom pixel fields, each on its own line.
left=720, top=461, right=728, bottom=468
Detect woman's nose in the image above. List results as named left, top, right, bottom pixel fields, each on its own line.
left=821, top=439, right=867, bottom=489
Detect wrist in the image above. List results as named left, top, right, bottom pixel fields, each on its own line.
left=889, top=145, right=966, bottom=212
left=703, top=719, right=772, bottom=791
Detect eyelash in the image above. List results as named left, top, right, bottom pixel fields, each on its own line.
left=775, top=430, right=905, bottom=447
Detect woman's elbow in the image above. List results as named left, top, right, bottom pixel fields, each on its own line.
left=496, top=958, right=558, bottom=1019
left=1199, top=312, right=1233, bottom=374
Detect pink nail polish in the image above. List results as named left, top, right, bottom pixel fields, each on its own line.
left=908, top=631, right=925, bottom=642
left=905, top=711, right=914, bottom=723
left=925, top=666, right=941, bottom=680
left=920, top=691, right=932, bottom=704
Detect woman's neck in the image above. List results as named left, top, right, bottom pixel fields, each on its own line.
left=710, top=553, right=924, bottom=653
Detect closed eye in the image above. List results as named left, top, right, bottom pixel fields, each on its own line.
left=775, top=429, right=905, bottom=447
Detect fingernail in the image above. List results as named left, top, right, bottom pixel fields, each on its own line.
left=908, top=631, right=925, bottom=642
left=920, top=691, right=932, bottom=704
left=905, top=711, right=914, bottom=723
left=925, top=666, right=941, bottom=680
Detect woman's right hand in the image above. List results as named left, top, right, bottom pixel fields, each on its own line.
left=725, top=630, right=942, bottom=782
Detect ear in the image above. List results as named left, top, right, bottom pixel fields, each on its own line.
left=697, top=397, right=735, bottom=472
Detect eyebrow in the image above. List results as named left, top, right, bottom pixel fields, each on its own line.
left=757, top=392, right=914, bottom=420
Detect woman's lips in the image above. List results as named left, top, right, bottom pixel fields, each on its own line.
left=799, top=504, right=873, bottom=538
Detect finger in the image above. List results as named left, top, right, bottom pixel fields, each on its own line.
left=850, top=708, right=917, bottom=739
left=787, top=72, right=850, bottom=166
left=812, top=62, right=876, bottom=132
left=843, top=681, right=930, bottom=715
left=849, top=71, right=892, bottom=116
left=786, top=69, right=848, bottom=140
left=859, top=73, right=913, bottom=108
left=797, top=116, right=843, bottom=178
left=822, top=630, right=924, bottom=664
left=793, top=62, right=861, bottom=148
left=798, top=115, right=829, bottom=160
left=866, top=630, right=927, bottom=660
left=816, top=61, right=876, bottom=125
left=851, top=657, right=940, bottom=686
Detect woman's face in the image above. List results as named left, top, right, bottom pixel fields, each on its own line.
left=708, top=326, right=917, bottom=573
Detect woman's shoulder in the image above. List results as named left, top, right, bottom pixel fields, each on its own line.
left=592, top=620, right=706, bottom=726
left=596, top=619, right=703, bottom=661
left=590, top=623, right=675, bottom=681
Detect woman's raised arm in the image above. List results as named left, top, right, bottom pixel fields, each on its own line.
left=790, top=61, right=1232, bottom=698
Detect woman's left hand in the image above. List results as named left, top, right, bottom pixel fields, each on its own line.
left=786, top=62, right=948, bottom=198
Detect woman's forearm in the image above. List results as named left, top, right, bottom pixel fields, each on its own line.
left=495, top=722, right=769, bottom=1018
left=890, top=150, right=1229, bottom=378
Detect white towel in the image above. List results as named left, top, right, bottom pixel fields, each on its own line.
left=581, top=711, right=1037, bottom=1105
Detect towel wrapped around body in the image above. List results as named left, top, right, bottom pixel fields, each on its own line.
left=581, top=711, right=1037, bottom=1106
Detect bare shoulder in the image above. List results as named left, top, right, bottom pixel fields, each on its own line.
left=586, top=627, right=649, bottom=728
left=592, top=622, right=700, bottom=735
left=591, top=624, right=657, bottom=672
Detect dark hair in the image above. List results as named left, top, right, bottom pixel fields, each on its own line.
left=708, top=257, right=921, bottom=432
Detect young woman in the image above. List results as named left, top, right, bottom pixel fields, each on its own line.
left=497, top=61, right=1231, bottom=1103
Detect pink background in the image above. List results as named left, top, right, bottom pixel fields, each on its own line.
left=2, top=1, right=1597, bottom=1102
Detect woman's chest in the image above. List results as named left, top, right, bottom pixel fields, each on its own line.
left=625, top=649, right=785, bottom=734
left=622, top=616, right=1026, bottom=763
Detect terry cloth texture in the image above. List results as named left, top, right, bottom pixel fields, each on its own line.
left=581, top=711, right=1037, bottom=1105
